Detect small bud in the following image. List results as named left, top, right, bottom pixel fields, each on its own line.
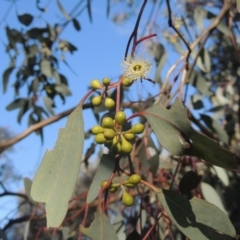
left=92, top=95, right=102, bottom=106
left=115, top=111, right=126, bottom=125
left=105, top=97, right=115, bottom=109
left=102, top=77, right=111, bottom=86
left=90, top=79, right=102, bottom=90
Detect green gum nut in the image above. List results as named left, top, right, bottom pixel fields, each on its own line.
left=111, top=136, right=122, bottom=154
left=115, top=111, right=126, bottom=125
left=102, top=77, right=111, bottom=86
left=123, top=133, right=135, bottom=141
left=121, top=136, right=133, bottom=153
left=102, top=117, right=114, bottom=128
left=105, top=97, right=115, bottom=109
left=109, top=186, right=119, bottom=193
left=92, top=95, right=102, bottom=106
left=127, top=174, right=141, bottom=184
left=104, top=129, right=116, bottom=140
left=129, top=123, right=145, bottom=134
left=101, top=180, right=109, bottom=187
left=122, top=77, right=133, bottom=87
left=123, top=182, right=135, bottom=188
left=91, top=125, right=104, bottom=134
left=122, top=191, right=134, bottom=207
left=94, top=133, right=107, bottom=144
left=90, top=79, right=102, bottom=90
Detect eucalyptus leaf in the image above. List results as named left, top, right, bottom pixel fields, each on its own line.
left=56, top=0, right=71, bottom=20
left=6, top=98, right=27, bottom=111
left=157, top=189, right=236, bottom=240
left=31, top=105, right=84, bottom=227
left=72, top=18, right=81, bottom=31
left=80, top=212, right=118, bottom=240
left=18, top=13, right=34, bottom=26
left=3, top=67, right=14, bottom=93
left=40, top=59, right=52, bottom=77
left=143, top=100, right=236, bottom=169
left=43, top=96, right=55, bottom=115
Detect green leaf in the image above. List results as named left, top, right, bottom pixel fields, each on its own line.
left=55, top=84, right=72, bottom=96
left=31, top=105, right=84, bottom=228
left=237, top=0, right=240, bottom=13
left=40, top=59, right=52, bottom=77
left=157, top=189, right=236, bottom=240
left=29, top=77, right=39, bottom=95
left=203, top=48, right=211, bottom=73
left=86, top=0, right=92, bottom=23
left=200, top=182, right=227, bottom=215
left=143, top=100, right=236, bottom=169
left=18, top=13, right=34, bottom=26
left=193, top=6, right=206, bottom=31
left=179, top=171, right=202, bottom=195
left=23, top=178, right=35, bottom=204
left=200, top=114, right=229, bottom=144
left=43, top=96, right=55, bottom=115
left=87, top=153, right=116, bottom=204
left=6, top=98, right=27, bottom=111
left=3, top=67, right=14, bottom=93
left=56, top=0, right=71, bottom=20
left=188, top=70, right=212, bottom=96
left=17, top=99, right=31, bottom=124
left=191, top=95, right=204, bottom=110
left=80, top=212, right=118, bottom=240
left=72, top=18, right=81, bottom=31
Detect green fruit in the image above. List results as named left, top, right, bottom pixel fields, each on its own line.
left=92, top=95, right=102, bottom=106
left=121, top=136, right=133, bottom=153
left=127, top=174, right=141, bottom=184
left=101, top=180, right=109, bottom=187
left=111, top=137, right=122, bottom=154
left=115, top=111, right=126, bottom=125
left=123, top=182, right=135, bottom=188
left=123, top=133, right=135, bottom=141
left=111, top=183, right=120, bottom=188
left=122, top=77, right=133, bottom=87
left=105, top=97, right=115, bottom=109
left=91, top=125, right=104, bottom=134
left=94, top=133, right=107, bottom=144
left=130, top=123, right=145, bottom=134
left=109, top=186, right=119, bottom=193
left=90, top=79, right=102, bottom=90
left=102, top=77, right=111, bottom=86
left=102, top=117, right=114, bottom=128
left=122, top=191, right=134, bottom=206
left=104, top=129, right=116, bottom=140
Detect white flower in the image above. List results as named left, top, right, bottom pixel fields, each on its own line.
left=121, top=54, right=152, bottom=81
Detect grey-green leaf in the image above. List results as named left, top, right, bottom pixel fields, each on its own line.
left=80, top=212, right=118, bottom=240
left=157, top=189, right=236, bottom=240
left=40, top=59, right=52, bottom=77
left=6, top=98, right=27, bottom=111
left=56, top=0, right=71, bottom=20
left=43, top=96, right=55, bottom=115
left=72, top=18, right=81, bottom=31
left=143, top=100, right=236, bottom=169
left=31, top=105, right=84, bottom=228
left=87, top=153, right=116, bottom=204
left=3, top=67, right=14, bottom=93
left=18, top=13, right=34, bottom=26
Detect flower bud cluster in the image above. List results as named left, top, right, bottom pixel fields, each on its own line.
left=90, top=78, right=115, bottom=109
left=100, top=174, right=142, bottom=207
left=91, top=111, right=145, bottom=154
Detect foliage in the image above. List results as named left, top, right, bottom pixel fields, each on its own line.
left=1, top=0, right=240, bottom=240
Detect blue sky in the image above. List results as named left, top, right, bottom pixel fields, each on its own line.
left=0, top=0, right=168, bottom=228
